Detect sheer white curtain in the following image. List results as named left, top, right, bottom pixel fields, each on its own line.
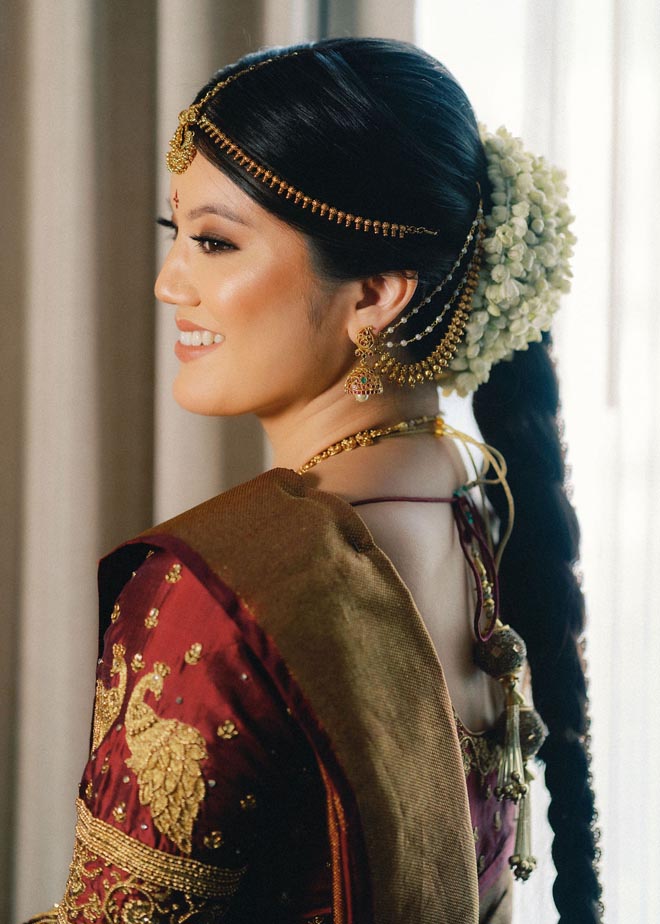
left=418, top=1, right=660, bottom=922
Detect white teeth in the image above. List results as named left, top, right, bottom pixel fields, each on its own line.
left=178, top=329, right=225, bottom=347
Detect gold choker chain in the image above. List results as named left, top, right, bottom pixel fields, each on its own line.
left=297, top=415, right=441, bottom=474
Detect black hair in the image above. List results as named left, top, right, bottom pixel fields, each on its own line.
left=473, top=334, right=603, bottom=921
left=191, top=37, right=602, bottom=921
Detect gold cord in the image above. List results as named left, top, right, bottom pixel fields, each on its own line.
left=297, top=414, right=515, bottom=567
left=439, top=420, right=515, bottom=569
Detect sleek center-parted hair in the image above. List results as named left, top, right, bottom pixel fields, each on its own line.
left=186, top=37, right=602, bottom=923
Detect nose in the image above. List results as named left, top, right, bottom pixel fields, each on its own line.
left=154, top=247, right=200, bottom=307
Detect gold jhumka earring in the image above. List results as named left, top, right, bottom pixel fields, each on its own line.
left=343, top=327, right=383, bottom=402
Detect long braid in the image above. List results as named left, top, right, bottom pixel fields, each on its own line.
left=472, top=333, right=603, bottom=923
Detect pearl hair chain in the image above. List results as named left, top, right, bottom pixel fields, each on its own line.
left=383, top=202, right=484, bottom=349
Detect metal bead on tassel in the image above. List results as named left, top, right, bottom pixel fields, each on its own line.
left=519, top=705, right=548, bottom=761
left=474, top=621, right=526, bottom=677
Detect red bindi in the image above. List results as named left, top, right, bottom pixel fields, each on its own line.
left=173, top=189, right=180, bottom=208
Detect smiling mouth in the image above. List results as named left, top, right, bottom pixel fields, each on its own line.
left=178, top=329, right=225, bottom=346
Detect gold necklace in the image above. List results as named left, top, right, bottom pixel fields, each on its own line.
left=297, top=415, right=442, bottom=474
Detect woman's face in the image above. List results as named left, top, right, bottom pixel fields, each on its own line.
left=155, top=153, right=353, bottom=418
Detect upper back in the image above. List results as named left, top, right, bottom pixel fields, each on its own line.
left=309, top=433, right=505, bottom=732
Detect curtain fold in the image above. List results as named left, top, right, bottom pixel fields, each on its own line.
left=10, top=2, right=158, bottom=918
left=4, top=3, right=416, bottom=920
left=0, top=5, right=28, bottom=921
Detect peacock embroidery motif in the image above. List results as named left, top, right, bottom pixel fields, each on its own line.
left=124, top=661, right=208, bottom=854
left=92, top=643, right=128, bottom=752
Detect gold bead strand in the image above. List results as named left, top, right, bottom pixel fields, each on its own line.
left=374, top=223, right=483, bottom=387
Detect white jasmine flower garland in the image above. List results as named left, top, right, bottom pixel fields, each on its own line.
left=444, top=125, right=576, bottom=397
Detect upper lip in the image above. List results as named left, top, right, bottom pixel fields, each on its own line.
left=176, top=317, right=220, bottom=333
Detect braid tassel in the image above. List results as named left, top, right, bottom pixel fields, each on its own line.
left=495, top=677, right=528, bottom=803
left=510, top=765, right=537, bottom=881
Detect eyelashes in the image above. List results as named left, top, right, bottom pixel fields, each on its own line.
left=190, top=235, right=236, bottom=255
left=156, top=216, right=236, bottom=255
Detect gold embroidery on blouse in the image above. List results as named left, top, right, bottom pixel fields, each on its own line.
left=124, top=662, right=208, bottom=854
left=203, top=830, right=224, bottom=849
left=73, top=799, right=244, bottom=895
left=455, top=713, right=501, bottom=785
left=184, top=642, right=203, bottom=665
left=217, top=719, right=239, bottom=740
left=131, top=653, right=145, bottom=673
left=165, top=563, right=182, bottom=583
left=54, top=803, right=243, bottom=923
left=239, top=794, right=257, bottom=811
left=111, top=603, right=121, bottom=623
left=92, top=644, right=128, bottom=752
left=145, top=607, right=159, bottom=628
left=112, top=802, right=127, bottom=824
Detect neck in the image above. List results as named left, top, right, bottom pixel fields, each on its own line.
left=258, top=379, right=441, bottom=476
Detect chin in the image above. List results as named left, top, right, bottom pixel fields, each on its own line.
left=172, top=374, right=236, bottom=417
left=172, top=370, right=283, bottom=418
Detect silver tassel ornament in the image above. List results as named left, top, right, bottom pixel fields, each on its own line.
left=509, top=765, right=537, bottom=881
left=495, top=677, right=528, bottom=803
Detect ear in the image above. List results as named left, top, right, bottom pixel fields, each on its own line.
left=346, top=273, right=418, bottom=343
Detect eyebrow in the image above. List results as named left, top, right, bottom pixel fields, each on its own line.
left=184, top=203, right=252, bottom=227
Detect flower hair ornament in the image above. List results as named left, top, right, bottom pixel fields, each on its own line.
left=448, top=125, right=576, bottom=396
left=166, top=58, right=575, bottom=397
left=354, top=126, right=576, bottom=399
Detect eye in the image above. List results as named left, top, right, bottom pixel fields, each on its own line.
left=190, top=235, right=236, bottom=255
left=156, top=216, right=177, bottom=239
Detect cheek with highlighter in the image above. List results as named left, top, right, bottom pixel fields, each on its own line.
left=169, top=253, right=338, bottom=417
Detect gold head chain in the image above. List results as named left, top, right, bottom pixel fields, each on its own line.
left=166, top=53, right=439, bottom=239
